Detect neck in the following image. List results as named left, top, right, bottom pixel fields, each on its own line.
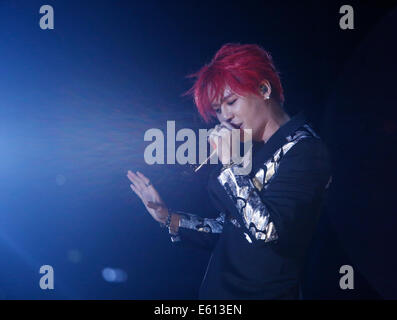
left=261, top=106, right=290, bottom=143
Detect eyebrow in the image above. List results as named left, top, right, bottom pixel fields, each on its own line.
left=211, top=92, right=234, bottom=108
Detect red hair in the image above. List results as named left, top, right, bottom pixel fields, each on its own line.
left=185, top=43, right=285, bottom=122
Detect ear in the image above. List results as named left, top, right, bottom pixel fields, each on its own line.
left=259, top=80, right=272, bottom=100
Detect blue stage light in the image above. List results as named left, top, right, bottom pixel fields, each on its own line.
left=102, top=267, right=128, bottom=283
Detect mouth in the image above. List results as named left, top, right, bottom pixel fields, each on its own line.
left=230, top=123, right=242, bottom=130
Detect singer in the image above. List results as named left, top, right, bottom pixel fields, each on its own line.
left=127, top=43, right=332, bottom=299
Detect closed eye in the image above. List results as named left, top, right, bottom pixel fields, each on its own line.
left=213, top=98, right=237, bottom=114
left=227, top=99, right=237, bottom=106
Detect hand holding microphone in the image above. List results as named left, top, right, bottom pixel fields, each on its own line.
left=195, top=122, right=235, bottom=172
left=208, top=123, right=234, bottom=165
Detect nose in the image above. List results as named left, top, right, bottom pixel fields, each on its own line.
left=221, top=104, right=234, bottom=122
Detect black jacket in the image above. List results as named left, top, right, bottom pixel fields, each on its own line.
left=171, top=113, right=332, bottom=299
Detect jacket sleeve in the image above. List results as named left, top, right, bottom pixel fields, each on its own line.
left=169, top=211, right=224, bottom=251
left=217, top=137, right=331, bottom=245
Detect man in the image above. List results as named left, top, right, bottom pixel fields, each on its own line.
left=128, top=43, right=331, bottom=299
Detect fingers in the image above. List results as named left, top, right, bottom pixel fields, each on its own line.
left=127, top=170, right=136, bottom=183
left=208, top=127, right=234, bottom=165
left=130, top=183, right=143, bottom=201
left=209, top=134, right=223, bottom=153
left=127, top=171, right=145, bottom=200
left=136, top=171, right=151, bottom=186
left=127, top=170, right=156, bottom=201
left=127, top=170, right=146, bottom=190
left=220, top=122, right=234, bottom=130
left=209, top=138, right=217, bottom=150
left=209, top=127, right=230, bottom=145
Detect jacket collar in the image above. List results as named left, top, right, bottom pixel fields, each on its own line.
left=250, top=111, right=308, bottom=175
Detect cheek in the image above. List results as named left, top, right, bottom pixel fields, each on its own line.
left=242, top=97, right=258, bottom=115
left=216, top=113, right=224, bottom=123
left=235, top=102, right=249, bottom=121
left=240, top=105, right=256, bottom=125
left=251, top=101, right=265, bottom=124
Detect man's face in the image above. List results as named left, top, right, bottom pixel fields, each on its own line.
left=211, top=86, right=267, bottom=142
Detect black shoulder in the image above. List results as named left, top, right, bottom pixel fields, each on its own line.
left=280, top=136, right=331, bottom=177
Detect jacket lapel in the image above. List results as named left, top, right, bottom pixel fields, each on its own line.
left=207, top=112, right=308, bottom=226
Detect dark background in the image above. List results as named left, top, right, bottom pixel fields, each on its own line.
left=0, top=0, right=396, bottom=299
